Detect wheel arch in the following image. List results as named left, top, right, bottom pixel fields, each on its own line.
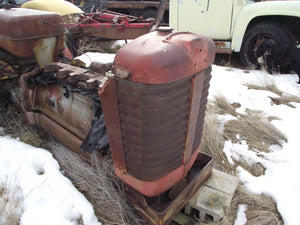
left=231, top=2, right=300, bottom=52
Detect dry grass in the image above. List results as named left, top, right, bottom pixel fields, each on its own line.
left=45, top=142, right=143, bottom=225
left=0, top=96, right=46, bottom=147
left=245, top=84, right=283, bottom=96
left=200, top=111, right=234, bottom=175
left=246, top=83, right=300, bottom=108
left=194, top=185, right=282, bottom=225
left=232, top=186, right=283, bottom=225
left=211, top=95, right=240, bottom=117
left=224, top=115, right=287, bottom=153
left=200, top=94, right=285, bottom=224
left=0, top=178, right=23, bottom=225
left=77, top=38, right=123, bottom=55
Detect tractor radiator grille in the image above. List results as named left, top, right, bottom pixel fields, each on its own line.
left=116, top=69, right=211, bottom=182
left=116, top=77, right=191, bottom=181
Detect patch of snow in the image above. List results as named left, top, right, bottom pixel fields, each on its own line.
left=76, top=52, right=115, bottom=67
left=0, top=136, right=101, bottom=225
left=210, top=65, right=300, bottom=225
left=234, top=204, right=247, bottom=225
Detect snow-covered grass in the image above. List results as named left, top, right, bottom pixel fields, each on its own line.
left=0, top=177, right=23, bottom=225
left=208, top=65, right=300, bottom=225
left=46, top=142, right=143, bottom=225
left=1, top=50, right=300, bottom=224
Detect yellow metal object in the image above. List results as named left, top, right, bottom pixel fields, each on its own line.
left=21, top=0, right=83, bottom=16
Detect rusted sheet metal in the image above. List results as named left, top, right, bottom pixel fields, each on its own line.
left=33, top=85, right=94, bottom=140
left=20, top=72, right=95, bottom=140
left=113, top=28, right=216, bottom=84
left=183, top=72, right=205, bottom=164
left=0, top=8, right=65, bottom=59
left=28, top=112, right=90, bottom=161
left=99, top=78, right=127, bottom=171
left=18, top=62, right=111, bottom=159
left=32, top=36, right=60, bottom=68
left=71, top=26, right=151, bottom=40
left=44, top=62, right=109, bottom=90
left=215, top=41, right=232, bottom=54
left=104, top=29, right=215, bottom=197
left=149, top=0, right=168, bottom=31
left=105, top=1, right=169, bottom=10
left=124, top=152, right=213, bottom=225
left=19, top=68, right=41, bottom=111
left=192, top=69, right=212, bottom=151
left=67, top=11, right=153, bottom=40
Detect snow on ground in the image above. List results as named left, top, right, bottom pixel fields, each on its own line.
left=234, top=204, right=248, bottom=225
left=0, top=137, right=101, bottom=225
left=76, top=52, right=115, bottom=67
left=209, top=65, right=300, bottom=225
left=1, top=51, right=300, bottom=224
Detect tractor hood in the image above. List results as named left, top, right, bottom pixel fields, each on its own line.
left=21, top=0, right=83, bottom=16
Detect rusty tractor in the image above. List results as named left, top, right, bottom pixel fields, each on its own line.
left=0, top=4, right=215, bottom=224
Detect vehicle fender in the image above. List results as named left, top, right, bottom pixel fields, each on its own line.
left=231, top=1, right=300, bottom=52
left=21, top=0, right=83, bottom=16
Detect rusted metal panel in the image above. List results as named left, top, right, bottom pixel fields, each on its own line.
left=105, top=1, right=169, bottom=10
left=33, top=85, right=94, bottom=140
left=19, top=63, right=109, bottom=148
left=24, top=111, right=91, bottom=161
left=183, top=72, right=205, bottom=164
left=113, top=28, right=215, bottom=84
left=214, top=41, right=232, bottom=54
left=0, top=8, right=64, bottom=40
left=71, top=26, right=151, bottom=40
left=44, top=62, right=109, bottom=90
left=0, top=8, right=65, bottom=59
left=20, top=78, right=95, bottom=140
left=192, top=68, right=212, bottom=152
left=67, top=11, right=154, bottom=40
left=99, top=78, right=127, bottom=171
left=124, top=152, right=213, bottom=225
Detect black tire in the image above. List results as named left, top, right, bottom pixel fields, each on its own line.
left=142, top=8, right=157, bottom=20
left=239, top=21, right=296, bottom=68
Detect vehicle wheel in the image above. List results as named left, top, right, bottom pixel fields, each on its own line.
left=142, top=8, right=157, bottom=20
left=239, top=21, right=296, bottom=68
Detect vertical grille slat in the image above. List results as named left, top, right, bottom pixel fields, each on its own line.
left=192, top=69, right=212, bottom=153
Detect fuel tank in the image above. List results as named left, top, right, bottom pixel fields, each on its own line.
left=0, top=8, right=65, bottom=66
left=100, top=27, right=215, bottom=197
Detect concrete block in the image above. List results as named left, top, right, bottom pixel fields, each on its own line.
left=206, top=169, right=239, bottom=196
left=172, top=213, right=191, bottom=225
left=184, top=169, right=239, bottom=222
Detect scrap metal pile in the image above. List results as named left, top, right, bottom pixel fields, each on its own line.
left=0, top=2, right=216, bottom=224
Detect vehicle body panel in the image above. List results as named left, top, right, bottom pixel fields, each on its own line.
left=232, top=1, right=300, bottom=51
left=170, top=0, right=300, bottom=53
left=170, top=0, right=235, bottom=40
